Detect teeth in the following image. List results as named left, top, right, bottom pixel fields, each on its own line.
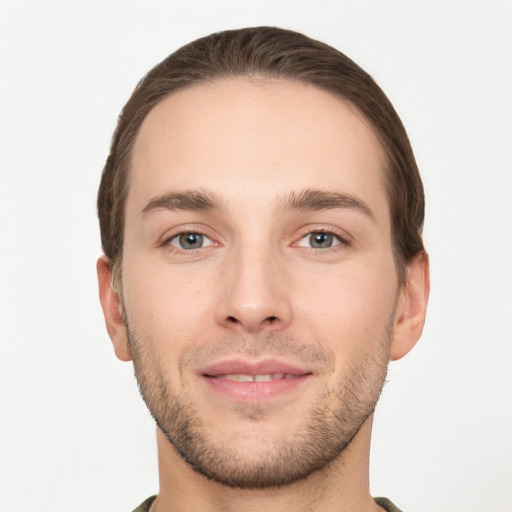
left=223, top=373, right=289, bottom=382
left=254, top=374, right=272, bottom=382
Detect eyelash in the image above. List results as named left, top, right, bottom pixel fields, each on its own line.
left=160, top=227, right=351, bottom=254
left=161, top=228, right=216, bottom=254
left=296, top=227, right=351, bottom=251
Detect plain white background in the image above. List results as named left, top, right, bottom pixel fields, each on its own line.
left=1, top=1, right=511, bottom=511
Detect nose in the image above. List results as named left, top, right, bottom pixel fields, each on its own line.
left=215, top=245, right=293, bottom=334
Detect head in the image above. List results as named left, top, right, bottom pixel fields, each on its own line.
left=97, top=27, right=429, bottom=490
left=98, top=26, right=425, bottom=291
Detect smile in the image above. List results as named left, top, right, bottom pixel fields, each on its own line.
left=200, top=359, right=312, bottom=402
left=214, top=373, right=297, bottom=382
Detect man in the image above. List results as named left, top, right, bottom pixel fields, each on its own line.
left=97, top=26, right=429, bottom=512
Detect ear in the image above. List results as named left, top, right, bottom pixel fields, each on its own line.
left=97, top=255, right=132, bottom=362
left=390, top=251, right=430, bottom=361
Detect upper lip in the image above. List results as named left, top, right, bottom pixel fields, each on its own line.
left=200, top=358, right=312, bottom=377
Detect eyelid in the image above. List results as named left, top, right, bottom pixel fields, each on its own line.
left=168, top=232, right=214, bottom=249
left=294, top=225, right=353, bottom=247
left=157, top=224, right=352, bottom=253
left=159, top=225, right=220, bottom=251
left=297, top=232, right=341, bottom=249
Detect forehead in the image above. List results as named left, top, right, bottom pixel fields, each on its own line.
left=128, top=78, right=388, bottom=219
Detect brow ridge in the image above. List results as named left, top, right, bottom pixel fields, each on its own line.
left=283, top=189, right=375, bottom=219
left=140, top=188, right=374, bottom=220
left=141, top=190, right=221, bottom=216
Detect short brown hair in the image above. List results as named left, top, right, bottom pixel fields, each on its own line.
left=98, top=26, right=425, bottom=286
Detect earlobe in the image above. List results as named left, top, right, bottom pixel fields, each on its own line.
left=96, top=255, right=132, bottom=362
left=390, top=251, right=430, bottom=361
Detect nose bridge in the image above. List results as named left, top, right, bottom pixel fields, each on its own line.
left=216, top=234, right=292, bottom=333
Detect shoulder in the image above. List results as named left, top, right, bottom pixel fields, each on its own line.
left=374, top=497, right=404, bottom=512
left=132, top=495, right=157, bottom=512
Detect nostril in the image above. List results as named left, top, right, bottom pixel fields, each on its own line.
left=223, top=315, right=280, bottom=330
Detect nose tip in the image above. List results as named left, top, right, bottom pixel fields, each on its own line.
left=215, top=257, right=292, bottom=334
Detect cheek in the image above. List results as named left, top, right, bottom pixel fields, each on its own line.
left=293, top=260, right=398, bottom=352
left=122, top=257, right=215, bottom=349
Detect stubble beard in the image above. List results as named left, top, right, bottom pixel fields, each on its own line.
left=126, top=323, right=392, bottom=489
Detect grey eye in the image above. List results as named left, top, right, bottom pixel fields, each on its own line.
left=169, top=233, right=212, bottom=250
left=310, top=232, right=334, bottom=248
left=298, top=232, right=341, bottom=249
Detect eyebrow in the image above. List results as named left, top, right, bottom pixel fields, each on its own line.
left=141, top=190, right=222, bottom=216
left=140, top=188, right=375, bottom=221
left=282, top=189, right=375, bottom=220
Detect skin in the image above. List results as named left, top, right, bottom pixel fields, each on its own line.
left=98, top=78, right=429, bottom=512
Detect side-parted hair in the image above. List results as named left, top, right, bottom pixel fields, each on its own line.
left=98, top=26, right=425, bottom=287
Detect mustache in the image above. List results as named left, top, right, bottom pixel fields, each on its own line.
left=178, top=332, right=334, bottom=371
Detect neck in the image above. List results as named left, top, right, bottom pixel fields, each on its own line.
left=151, top=416, right=381, bottom=512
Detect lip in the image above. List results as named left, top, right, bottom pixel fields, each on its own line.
left=201, top=358, right=311, bottom=377
left=199, top=358, right=313, bottom=402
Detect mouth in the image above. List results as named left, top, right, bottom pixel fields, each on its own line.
left=213, top=372, right=299, bottom=382
left=199, top=359, right=313, bottom=402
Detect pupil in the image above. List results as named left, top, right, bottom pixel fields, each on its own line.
left=180, top=233, right=202, bottom=249
left=312, top=232, right=332, bottom=248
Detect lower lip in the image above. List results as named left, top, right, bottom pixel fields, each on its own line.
left=202, top=375, right=310, bottom=402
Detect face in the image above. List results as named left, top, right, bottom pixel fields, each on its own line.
left=112, top=78, right=409, bottom=488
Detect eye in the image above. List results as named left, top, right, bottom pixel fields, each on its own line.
left=168, top=232, right=214, bottom=250
left=297, top=231, right=342, bottom=249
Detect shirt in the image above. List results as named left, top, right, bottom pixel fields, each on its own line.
left=132, top=495, right=404, bottom=511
